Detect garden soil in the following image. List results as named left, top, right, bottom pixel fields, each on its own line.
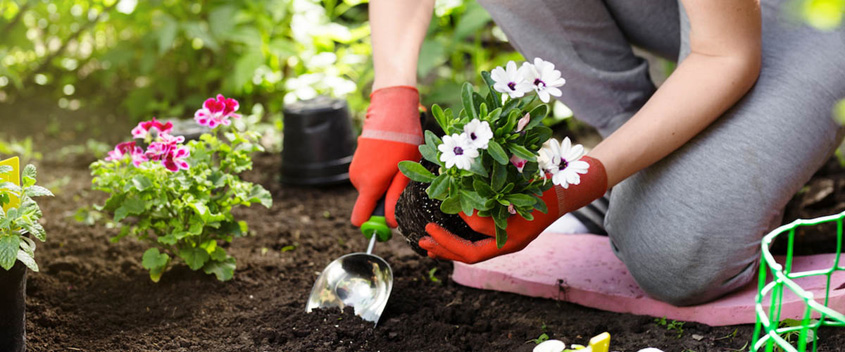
left=16, top=152, right=845, bottom=352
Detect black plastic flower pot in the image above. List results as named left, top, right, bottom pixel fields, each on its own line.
left=0, top=260, right=27, bottom=352
left=280, top=96, right=356, bottom=186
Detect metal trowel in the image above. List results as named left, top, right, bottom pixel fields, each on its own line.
left=305, top=199, right=393, bottom=325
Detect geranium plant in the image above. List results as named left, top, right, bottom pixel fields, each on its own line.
left=0, top=164, right=52, bottom=272
left=398, top=58, right=587, bottom=248
left=90, top=95, right=272, bottom=282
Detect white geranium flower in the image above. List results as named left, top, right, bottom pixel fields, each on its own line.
left=463, top=119, right=493, bottom=150
left=523, top=58, right=566, bottom=103
left=491, top=61, right=533, bottom=99
left=533, top=339, right=566, bottom=352
left=540, top=137, right=589, bottom=188
left=438, top=134, right=479, bottom=171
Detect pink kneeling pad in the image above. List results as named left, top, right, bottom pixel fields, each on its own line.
left=451, top=233, right=845, bottom=326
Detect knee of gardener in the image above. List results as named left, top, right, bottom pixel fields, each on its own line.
left=616, top=242, right=759, bottom=306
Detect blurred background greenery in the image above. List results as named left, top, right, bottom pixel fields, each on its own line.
left=0, top=0, right=842, bottom=146
left=0, top=0, right=525, bottom=127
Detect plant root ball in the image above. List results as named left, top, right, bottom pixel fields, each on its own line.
left=395, top=161, right=488, bottom=256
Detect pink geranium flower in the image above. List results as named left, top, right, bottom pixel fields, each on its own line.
left=162, top=146, right=190, bottom=172
left=132, top=117, right=173, bottom=139
left=130, top=147, right=149, bottom=167
left=144, top=134, right=185, bottom=161
left=106, top=141, right=138, bottom=161
left=194, top=94, right=241, bottom=128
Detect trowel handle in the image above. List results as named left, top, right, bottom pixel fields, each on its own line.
left=361, top=198, right=391, bottom=242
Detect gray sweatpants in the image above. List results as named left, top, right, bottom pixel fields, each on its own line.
left=477, top=0, right=845, bottom=305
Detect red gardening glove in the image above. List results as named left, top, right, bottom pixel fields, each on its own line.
left=349, top=86, right=423, bottom=228
left=419, top=156, right=607, bottom=263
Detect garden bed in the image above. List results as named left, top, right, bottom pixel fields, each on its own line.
left=14, top=152, right=841, bottom=352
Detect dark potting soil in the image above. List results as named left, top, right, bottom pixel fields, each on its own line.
left=19, top=153, right=845, bottom=352
left=396, top=161, right=488, bottom=256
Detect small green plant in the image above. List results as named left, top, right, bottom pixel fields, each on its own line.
left=427, top=267, right=441, bottom=284
left=775, top=319, right=817, bottom=351
left=655, top=317, right=686, bottom=338
left=530, top=332, right=550, bottom=344
left=90, top=95, right=272, bottom=282
left=0, top=164, right=53, bottom=272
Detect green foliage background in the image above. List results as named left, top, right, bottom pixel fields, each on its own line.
left=0, top=0, right=523, bottom=124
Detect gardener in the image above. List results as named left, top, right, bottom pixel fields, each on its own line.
left=349, top=0, right=845, bottom=306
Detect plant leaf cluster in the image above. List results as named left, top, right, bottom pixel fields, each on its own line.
left=0, top=164, right=53, bottom=272
left=399, top=75, right=554, bottom=248
left=90, top=128, right=272, bottom=282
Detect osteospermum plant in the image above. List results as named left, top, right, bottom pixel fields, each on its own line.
left=0, top=164, right=53, bottom=272
left=91, top=95, right=272, bottom=282
left=399, top=58, right=588, bottom=248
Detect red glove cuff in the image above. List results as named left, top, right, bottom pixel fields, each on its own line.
left=363, top=86, right=422, bottom=141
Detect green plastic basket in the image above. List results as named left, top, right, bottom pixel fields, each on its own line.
left=752, top=211, right=845, bottom=351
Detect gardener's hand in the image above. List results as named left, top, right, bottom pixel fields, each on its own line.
left=419, top=156, right=607, bottom=263
left=349, top=86, right=423, bottom=228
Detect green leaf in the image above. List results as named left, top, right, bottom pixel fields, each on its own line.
left=420, top=144, right=438, bottom=164
left=0, top=235, right=20, bottom=270
left=426, top=174, right=450, bottom=200
left=23, top=164, right=36, bottom=186
left=462, top=83, right=478, bottom=120
left=0, top=165, right=12, bottom=175
left=23, top=222, right=45, bottom=242
left=131, top=175, right=153, bottom=191
left=481, top=71, right=502, bottom=109
left=487, top=141, right=509, bottom=165
left=248, top=185, right=273, bottom=208
left=533, top=195, right=549, bottom=214
left=459, top=194, right=474, bottom=216
left=505, top=194, right=536, bottom=207
left=473, top=180, right=496, bottom=199
left=142, top=248, right=169, bottom=269
left=398, top=161, right=436, bottom=183
left=460, top=190, right=486, bottom=210
left=24, top=185, right=53, bottom=198
left=432, top=104, right=449, bottom=131
left=180, top=247, right=210, bottom=271
left=440, top=196, right=462, bottom=214
left=190, top=202, right=209, bottom=221
left=508, top=144, right=537, bottom=162
left=204, top=257, right=236, bottom=281
left=492, top=162, right=508, bottom=191
left=495, top=226, right=508, bottom=249
left=526, top=105, right=549, bottom=131
left=468, top=158, right=488, bottom=177
left=16, top=250, right=37, bottom=272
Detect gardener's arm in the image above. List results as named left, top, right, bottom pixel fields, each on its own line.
left=349, top=0, right=436, bottom=228
left=589, top=0, right=762, bottom=187
left=370, top=0, right=435, bottom=90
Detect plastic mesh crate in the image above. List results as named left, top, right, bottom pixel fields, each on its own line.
left=752, top=211, right=845, bottom=351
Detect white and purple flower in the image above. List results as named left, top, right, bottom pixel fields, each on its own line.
left=540, top=137, right=589, bottom=188
left=438, top=134, right=478, bottom=171
left=522, top=58, right=566, bottom=103
left=463, top=119, right=493, bottom=150
left=491, top=61, right=533, bottom=99
left=194, top=94, right=241, bottom=128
